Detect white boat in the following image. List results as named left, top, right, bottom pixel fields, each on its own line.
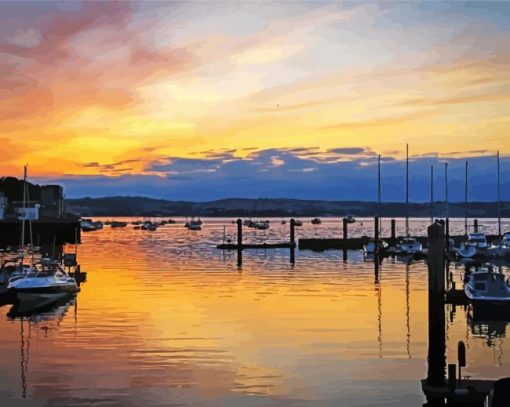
left=396, top=237, right=423, bottom=255
left=8, top=260, right=79, bottom=303
left=489, top=232, right=510, bottom=258
left=0, top=261, right=34, bottom=294
left=364, top=239, right=389, bottom=254
left=187, top=224, right=201, bottom=231
left=81, top=219, right=98, bottom=232
left=464, top=265, right=510, bottom=306
left=456, top=232, right=489, bottom=258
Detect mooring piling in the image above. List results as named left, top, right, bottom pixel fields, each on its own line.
left=390, top=219, right=396, bottom=246
left=290, top=218, right=295, bottom=246
left=374, top=216, right=379, bottom=254
left=474, top=219, right=478, bottom=233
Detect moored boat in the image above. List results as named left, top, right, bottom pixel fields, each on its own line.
left=7, top=260, right=79, bottom=303
left=364, top=239, right=389, bottom=254
left=311, top=218, right=321, bottom=225
left=396, top=237, right=424, bottom=255
left=464, top=264, right=510, bottom=308
left=456, top=232, right=489, bottom=258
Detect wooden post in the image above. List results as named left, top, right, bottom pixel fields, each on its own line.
left=236, top=218, right=242, bottom=268
left=343, top=218, right=348, bottom=261
left=236, top=218, right=243, bottom=247
left=374, top=216, right=379, bottom=254
left=473, top=219, right=478, bottom=233
left=426, top=220, right=446, bottom=388
left=290, top=218, right=295, bottom=247
left=390, top=219, right=396, bottom=246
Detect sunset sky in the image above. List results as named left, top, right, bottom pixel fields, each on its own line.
left=1, top=1, right=509, bottom=201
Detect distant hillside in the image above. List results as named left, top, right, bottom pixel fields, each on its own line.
left=65, top=196, right=510, bottom=217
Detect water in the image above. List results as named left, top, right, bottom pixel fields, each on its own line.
left=0, top=218, right=509, bottom=406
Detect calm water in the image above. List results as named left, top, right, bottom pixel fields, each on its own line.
left=1, top=218, right=509, bottom=406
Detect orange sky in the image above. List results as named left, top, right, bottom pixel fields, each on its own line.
left=0, top=1, right=509, bottom=180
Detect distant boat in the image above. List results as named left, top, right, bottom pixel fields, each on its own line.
left=141, top=221, right=157, bottom=231
left=343, top=216, right=356, bottom=224
left=293, top=220, right=303, bottom=227
left=281, top=220, right=287, bottom=225
left=364, top=239, right=389, bottom=254
left=396, top=237, right=423, bottom=255
left=111, top=221, right=128, bottom=228
left=81, top=219, right=98, bottom=232
left=187, top=223, right=201, bottom=231
left=185, top=218, right=202, bottom=230
left=456, top=232, right=489, bottom=258
left=489, top=232, right=510, bottom=258
left=254, top=221, right=269, bottom=230
left=311, top=218, right=321, bottom=225
left=464, top=264, right=510, bottom=307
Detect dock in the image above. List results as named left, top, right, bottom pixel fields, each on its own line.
left=421, top=379, right=494, bottom=405
left=217, top=242, right=295, bottom=250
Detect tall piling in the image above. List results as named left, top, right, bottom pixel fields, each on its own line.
left=343, top=218, right=348, bottom=261
left=474, top=219, right=478, bottom=233
left=374, top=216, right=380, bottom=254
left=426, top=221, right=446, bottom=389
left=390, top=219, right=396, bottom=246
left=290, top=218, right=296, bottom=265
left=236, top=218, right=243, bottom=268
left=290, top=218, right=295, bottom=247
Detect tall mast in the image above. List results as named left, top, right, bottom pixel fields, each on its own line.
left=378, top=154, right=381, bottom=208
left=20, top=165, right=27, bottom=261
left=445, top=162, right=449, bottom=219
left=405, top=144, right=409, bottom=236
left=430, top=165, right=434, bottom=223
left=497, top=150, right=501, bottom=237
left=464, top=161, right=468, bottom=236
left=378, top=154, right=382, bottom=232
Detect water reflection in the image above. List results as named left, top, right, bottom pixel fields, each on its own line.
left=0, top=218, right=508, bottom=406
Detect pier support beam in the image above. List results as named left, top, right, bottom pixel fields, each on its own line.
left=290, top=218, right=295, bottom=247
left=236, top=219, right=243, bottom=268
left=426, top=221, right=446, bottom=389
left=374, top=216, right=379, bottom=255
left=390, top=219, right=396, bottom=246
left=474, top=219, right=478, bottom=233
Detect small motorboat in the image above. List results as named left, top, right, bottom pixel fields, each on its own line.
left=81, top=219, right=98, bottom=232
left=141, top=221, right=157, bottom=231
left=456, top=232, right=489, bottom=258
left=7, top=259, right=79, bottom=303
left=293, top=219, right=303, bottom=227
left=311, top=218, right=321, bottom=225
left=364, top=239, right=389, bottom=254
left=281, top=220, right=287, bottom=225
left=464, top=264, right=510, bottom=307
left=187, top=223, right=201, bottom=231
left=111, top=221, right=128, bottom=228
left=396, top=237, right=423, bottom=255
left=254, top=221, right=269, bottom=230
left=343, top=215, right=356, bottom=224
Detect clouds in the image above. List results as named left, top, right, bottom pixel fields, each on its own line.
left=0, top=1, right=509, bottom=187
left=36, top=148, right=510, bottom=203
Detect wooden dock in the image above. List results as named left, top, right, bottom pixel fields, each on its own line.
left=216, top=242, right=295, bottom=250
left=421, top=379, right=494, bottom=406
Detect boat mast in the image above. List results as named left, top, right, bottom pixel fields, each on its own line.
left=497, top=150, right=501, bottom=238
left=430, top=165, right=434, bottom=223
left=20, top=165, right=27, bottom=262
left=405, top=144, right=409, bottom=236
left=378, top=154, right=381, bottom=230
left=464, top=161, right=468, bottom=236
left=445, top=162, right=449, bottom=219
